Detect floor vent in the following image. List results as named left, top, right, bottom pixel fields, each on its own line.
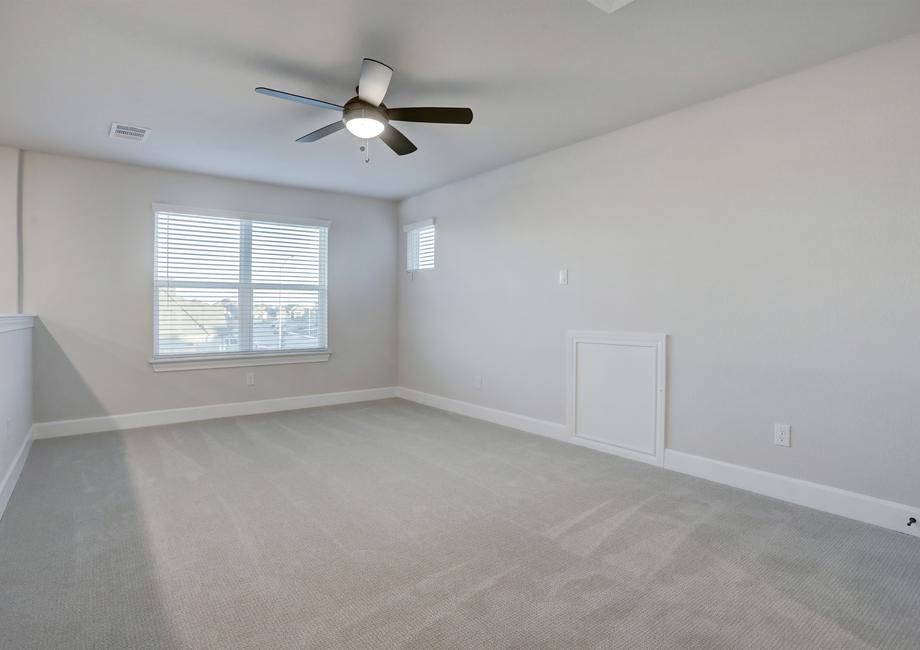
left=109, top=122, right=150, bottom=142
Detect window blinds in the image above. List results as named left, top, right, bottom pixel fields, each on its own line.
left=405, top=220, right=436, bottom=271
left=154, top=209, right=328, bottom=359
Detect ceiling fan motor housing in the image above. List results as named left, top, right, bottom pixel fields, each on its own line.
left=342, top=98, right=388, bottom=130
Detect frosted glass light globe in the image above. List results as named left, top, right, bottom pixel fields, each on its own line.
left=345, top=117, right=385, bottom=139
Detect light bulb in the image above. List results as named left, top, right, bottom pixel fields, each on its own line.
left=345, top=117, right=385, bottom=139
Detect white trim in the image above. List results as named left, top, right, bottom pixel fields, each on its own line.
left=396, top=387, right=658, bottom=466
left=0, top=315, right=35, bottom=334
left=402, top=217, right=434, bottom=232
left=395, top=388, right=918, bottom=537
left=567, top=435, right=663, bottom=467
left=150, top=351, right=331, bottom=372
left=395, top=388, right=569, bottom=440
left=152, top=203, right=332, bottom=228
left=31, top=387, right=397, bottom=439
left=566, top=330, right=667, bottom=467
left=0, top=428, right=32, bottom=521
left=664, top=449, right=919, bottom=538
left=18, top=380, right=917, bottom=537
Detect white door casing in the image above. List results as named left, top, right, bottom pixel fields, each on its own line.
left=566, top=331, right=667, bottom=466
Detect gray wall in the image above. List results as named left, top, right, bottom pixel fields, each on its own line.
left=398, top=35, right=920, bottom=506
left=0, top=147, right=19, bottom=313
left=23, top=153, right=397, bottom=423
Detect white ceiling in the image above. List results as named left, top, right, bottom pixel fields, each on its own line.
left=2, top=1, right=919, bottom=200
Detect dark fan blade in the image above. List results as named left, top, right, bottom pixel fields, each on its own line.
left=378, top=124, right=417, bottom=156
left=255, top=87, right=343, bottom=111
left=296, top=121, right=346, bottom=143
left=387, top=107, right=473, bottom=124
left=357, top=58, right=393, bottom=107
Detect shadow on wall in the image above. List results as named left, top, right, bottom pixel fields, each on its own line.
left=32, top=318, right=108, bottom=423
left=0, top=432, right=182, bottom=647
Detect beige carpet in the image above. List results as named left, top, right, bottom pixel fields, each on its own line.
left=1, top=398, right=918, bottom=649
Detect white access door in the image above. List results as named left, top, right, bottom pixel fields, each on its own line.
left=567, top=331, right=666, bottom=466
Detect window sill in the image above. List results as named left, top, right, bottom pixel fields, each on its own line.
left=149, top=351, right=331, bottom=372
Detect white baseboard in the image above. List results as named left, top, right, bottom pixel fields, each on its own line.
left=22, top=383, right=919, bottom=539
left=395, top=388, right=665, bottom=467
left=395, top=387, right=569, bottom=441
left=664, top=449, right=918, bottom=538
left=395, top=388, right=918, bottom=538
left=0, top=428, right=32, bottom=520
left=31, top=387, right=398, bottom=439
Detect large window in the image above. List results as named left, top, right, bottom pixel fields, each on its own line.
left=404, top=219, right=436, bottom=271
left=154, top=207, right=328, bottom=360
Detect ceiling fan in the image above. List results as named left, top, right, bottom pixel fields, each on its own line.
left=255, top=58, right=473, bottom=156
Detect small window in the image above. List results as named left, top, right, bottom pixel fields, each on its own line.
left=405, top=219, right=436, bottom=271
left=154, top=206, right=328, bottom=360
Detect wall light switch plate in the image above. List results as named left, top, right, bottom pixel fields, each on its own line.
left=246, top=372, right=255, bottom=386
left=559, top=269, right=568, bottom=285
left=774, top=423, right=791, bottom=447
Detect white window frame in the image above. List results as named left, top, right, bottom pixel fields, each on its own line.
left=404, top=218, right=436, bottom=272
left=150, top=203, right=331, bottom=371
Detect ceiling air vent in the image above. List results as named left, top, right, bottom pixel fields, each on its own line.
left=109, top=122, right=150, bottom=142
left=585, top=0, right=638, bottom=13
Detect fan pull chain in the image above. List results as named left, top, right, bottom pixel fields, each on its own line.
left=360, top=139, right=370, bottom=163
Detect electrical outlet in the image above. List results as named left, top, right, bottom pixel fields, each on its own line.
left=246, top=372, right=255, bottom=386
left=473, top=375, right=482, bottom=389
left=901, top=514, right=920, bottom=537
left=774, top=423, right=791, bottom=447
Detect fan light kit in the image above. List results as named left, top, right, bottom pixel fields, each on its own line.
left=345, top=116, right=385, bottom=139
left=256, top=58, right=473, bottom=158
left=343, top=102, right=387, bottom=138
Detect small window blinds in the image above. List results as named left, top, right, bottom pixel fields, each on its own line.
left=405, top=219, right=436, bottom=271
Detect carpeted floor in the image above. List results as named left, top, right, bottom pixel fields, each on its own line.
left=0, top=399, right=917, bottom=649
